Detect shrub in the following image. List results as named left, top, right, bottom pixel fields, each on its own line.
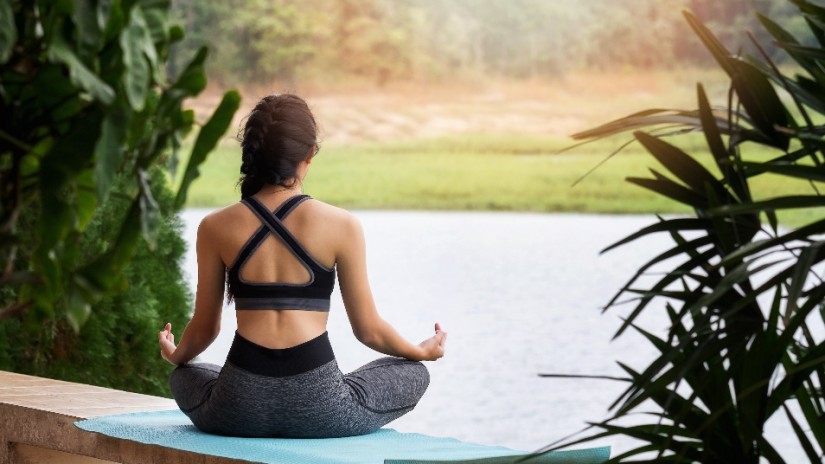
left=0, top=169, right=190, bottom=396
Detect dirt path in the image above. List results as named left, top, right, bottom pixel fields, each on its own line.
left=190, top=69, right=728, bottom=145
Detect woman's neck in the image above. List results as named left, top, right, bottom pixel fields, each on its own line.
left=256, top=183, right=302, bottom=197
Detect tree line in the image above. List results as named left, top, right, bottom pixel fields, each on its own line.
left=171, top=0, right=808, bottom=86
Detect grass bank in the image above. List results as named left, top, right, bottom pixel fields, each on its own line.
left=183, top=133, right=821, bottom=227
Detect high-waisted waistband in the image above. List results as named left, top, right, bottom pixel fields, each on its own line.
left=226, top=331, right=335, bottom=377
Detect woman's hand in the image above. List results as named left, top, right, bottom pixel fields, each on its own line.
left=158, top=322, right=179, bottom=365
left=417, top=322, right=447, bottom=361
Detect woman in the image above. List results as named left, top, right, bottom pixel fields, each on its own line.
left=158, top=94, right=446, bottom=438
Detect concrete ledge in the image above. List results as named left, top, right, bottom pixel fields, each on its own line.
left=0, top=371, right=248, bottom=464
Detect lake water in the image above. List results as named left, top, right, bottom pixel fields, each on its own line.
left=179, top=209, right=802, bottom=459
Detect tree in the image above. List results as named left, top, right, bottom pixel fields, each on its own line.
left=172, top=0, right=316, bottom=84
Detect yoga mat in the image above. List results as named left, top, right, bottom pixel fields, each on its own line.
left=75, top=410, right=609, bottom=464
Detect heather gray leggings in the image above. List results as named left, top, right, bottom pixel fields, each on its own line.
left=169, top=332, right=429, bottom=438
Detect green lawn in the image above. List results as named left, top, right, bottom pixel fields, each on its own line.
left=182, top=133, right=823, bottom=227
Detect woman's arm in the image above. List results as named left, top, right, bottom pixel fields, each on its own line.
left=336, top=214, right=447, bottom=361
left=158, top=214, right=225, bottom=366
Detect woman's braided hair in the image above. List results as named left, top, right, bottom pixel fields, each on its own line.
left=238, top=94, right=318, bottom=199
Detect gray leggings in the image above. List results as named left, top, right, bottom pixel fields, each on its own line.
left=169, top=332, right=429, bottom=438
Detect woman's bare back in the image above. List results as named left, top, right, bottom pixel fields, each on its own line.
left=205, top=192, right=348, bottom=349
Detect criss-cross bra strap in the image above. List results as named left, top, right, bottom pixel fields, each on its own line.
left=273, top=194, right=311, bottom=220
left=241, top=195, right=324, bottom=271
left=230, top=195, right=312, bottom=272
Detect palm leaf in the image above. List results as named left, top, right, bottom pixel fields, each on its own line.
left=794, top=380, right=825, bottom=450
left=757, top=12, right=825, bottom=87
left=626, top=170, right=708, bottom=209
left=634, top=131, right=724, bottom=196
left=739, top=162, right=825, bottom=183
left=601, top=218, right=711, bottom=254
left=720, top=217, right=825, bottom=264
left=685, top=11, right=790, bottom=150
left=603, top=236, right=714, bottom=310
left=709, top=195, right=825, bottom=215
left=611, top=247, right=717, bottom=338
left=782, top=404, right=820, bottom=463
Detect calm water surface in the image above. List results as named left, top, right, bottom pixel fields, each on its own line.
left=179, top=209, right=800, bottom=458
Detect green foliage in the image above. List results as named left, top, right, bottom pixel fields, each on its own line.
left=0, top=169, right=190, bottom=396
left=172, top=0, right=411, bottom=84
left=543, top=1, right=825, bottom=462
left=0, top=1, right=238, bottom=331
left=0, top=1, right=238, bottom=393
left=171, top=0, right=316, bottom=83
left=174, top=89, right=241, bottom=209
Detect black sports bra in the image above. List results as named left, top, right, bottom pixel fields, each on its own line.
left=226, top=195, right=336, bottom=312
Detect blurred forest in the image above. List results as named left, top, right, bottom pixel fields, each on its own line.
left=170, top=0, right=810, bottom=86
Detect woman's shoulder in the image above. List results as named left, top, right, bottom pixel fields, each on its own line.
left=196, top=202, right=249, bottom=238
left=305, top=198, right=360, bottom=227
left=303, top=198, right=364, bottom=244
left=303, top=200, right=363, bottom=258
left=200, top=202, right=246, bottom=223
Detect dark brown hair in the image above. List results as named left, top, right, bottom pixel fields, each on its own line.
left=238, top=94, right=318, bottom=199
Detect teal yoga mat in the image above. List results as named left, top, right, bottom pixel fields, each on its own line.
left=75, top=410, right=609, bottom=464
